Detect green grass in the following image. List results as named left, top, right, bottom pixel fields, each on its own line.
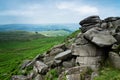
left=66, top=30, right=80, bottom=39
left=45, top=69, right=58, bottom=80
left=94, top=67, right=120, bottom=80
left=0, top=36, right=66, bottom=80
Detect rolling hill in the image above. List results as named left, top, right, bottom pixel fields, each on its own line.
left=0, top=24, right=79, bottom=32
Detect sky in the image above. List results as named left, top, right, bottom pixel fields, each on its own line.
left=0, top=0, right=120, bottom=24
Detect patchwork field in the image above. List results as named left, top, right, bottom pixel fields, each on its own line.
left=39, top=30, right=71, bottom=37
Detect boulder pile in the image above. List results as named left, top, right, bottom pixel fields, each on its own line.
left=12, top=16, right=120, bottom=80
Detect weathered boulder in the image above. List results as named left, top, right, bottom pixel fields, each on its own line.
left=79, top=16, right=101, bottom=32
left=114, top=33, right=120, bottom=44
left=75, top=33, right=88, bottom=45
left=58, top=66, right=91, bottom=80
left=43, top=56, right=62, bottom=68
left=45, top=43, right=66, bottom=56
left=84, top=27, right=117, bottom=47
left=100, top=22, right=108, bottom=29
left=43, top=56, right=55, bottom=67
left=76, top=56, right=101, bottom=65
left=76, top=56, right=101, bottom=70
left=112, top=20, right=120, bottom=43
left=55, top=50, right=72, bottom=60
left=112, top=19, right=120, bottom=28
left=109, top=52, right=120, bottom=69
left=73, top=33, right=103, bottom=57
left=62, top=59, right=75, bottom=68
left=104, top=17, right=120, bottom=22
left=80, top=16, right=101, bottom=25
left=43, top=44, right=68, bottom=68
left=34, top=61, right=48, bottom=74
left=49, top=48, right=64, bottom=56
left=26, top=54, right=44, bottom=67
left=71, top=30, right=104, bottom=70
left=72, top=43, right=103, bottom=57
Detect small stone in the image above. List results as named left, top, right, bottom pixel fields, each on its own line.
left=111, top=44, right=119, bottom=49
left=12, top=75, right=27, bottom=80
left=91, top=72, right=99, bottom=80
left=21, top=60, right=31, bottom=69
left=34, top=74, right=44, bottom=80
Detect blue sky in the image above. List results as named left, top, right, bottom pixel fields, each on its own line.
left=0, top=0, right=120, bottom=24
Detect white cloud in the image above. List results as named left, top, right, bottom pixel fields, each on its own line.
left=57, top=2, right=74, bottom=9
left=0, top=10, right=34, bottom=16
left=0, top=4, right=42, bottom=17
left=56, top=2, right=99, bottom=15
left=75, top=6, right=99, bottom=15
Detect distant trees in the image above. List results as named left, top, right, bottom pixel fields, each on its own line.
left=35, top=31, right=38, bottom=34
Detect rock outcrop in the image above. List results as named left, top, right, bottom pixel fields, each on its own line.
left=80, top=16, right=101, bottom=33
left=12, top=16, right=120, bottom=80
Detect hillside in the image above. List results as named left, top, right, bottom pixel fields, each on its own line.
left=0, top=31, right=46, bottom=41
left=0, top=36, right=66, bottom=80
left=11, top=16, right=120, bottom=80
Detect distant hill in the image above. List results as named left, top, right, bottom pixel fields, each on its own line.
left=0, top=31, right=46, bottom=41
left=0, top=24, right=79, bottom=32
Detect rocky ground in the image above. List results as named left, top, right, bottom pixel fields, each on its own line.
left=12, top=16, right=120, bottom=80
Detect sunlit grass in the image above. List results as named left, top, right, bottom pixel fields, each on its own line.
left=0, top=37, right=66, bottom=80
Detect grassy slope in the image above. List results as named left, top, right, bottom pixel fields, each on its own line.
left=94, top=67, right=120, bottom=80
left=66, top=30, right=80, bottom=39
left=0, top=30, right=120, bottom=80
left=0, top=37, right=66, bottom=80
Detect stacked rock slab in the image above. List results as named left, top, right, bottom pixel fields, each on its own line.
left=79, top=16, right=101, bottom=33
left=72, top=16, right=119, bottom=71
left=72, top=33, right=103, bottom=70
